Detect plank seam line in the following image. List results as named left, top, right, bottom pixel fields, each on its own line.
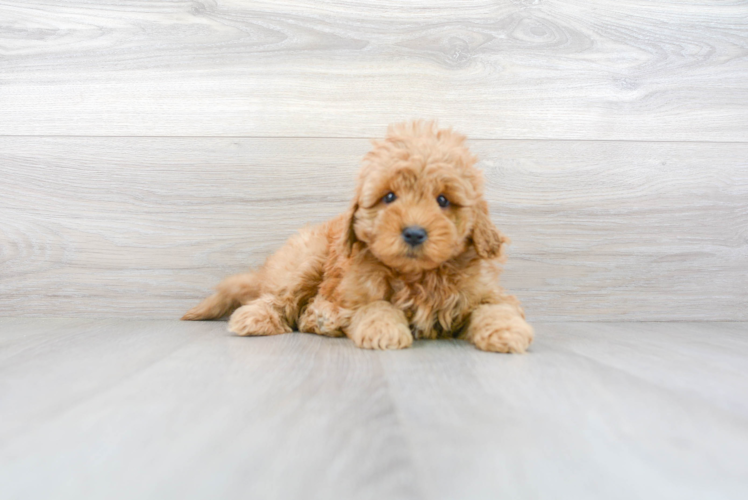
left=1, top=135, right=747, bottom=144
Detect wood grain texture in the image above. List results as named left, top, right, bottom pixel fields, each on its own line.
left=1, top=0, right=747, bottom=139
left=380, top=322, right=748, bottom=500
left=543, top=322, right=748, bottom=417
left=1, top=137, right=746, bottom=320
left=1, top=319, right=747, bottom=500
left=0, top=319, right=419, bottom=500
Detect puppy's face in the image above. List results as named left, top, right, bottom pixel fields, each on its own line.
left=344, top=122, right=502, bottom=274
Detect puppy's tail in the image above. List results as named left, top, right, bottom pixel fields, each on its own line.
left=181, top=272, right=263, bottom=320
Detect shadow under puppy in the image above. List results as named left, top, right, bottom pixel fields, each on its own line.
left=183, top=121, right=533, bottom=353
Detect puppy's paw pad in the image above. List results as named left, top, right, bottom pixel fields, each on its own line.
left=472, top=318, right=533, bottom=354
left=355, top=322, right=413, bottom=350
left=228, top=302, right=290, bottom=337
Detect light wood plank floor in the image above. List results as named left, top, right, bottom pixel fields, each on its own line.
left=1, top=319, right=746, bottom=500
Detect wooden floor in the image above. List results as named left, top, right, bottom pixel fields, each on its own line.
left=1, top=319, right=746, bottom=500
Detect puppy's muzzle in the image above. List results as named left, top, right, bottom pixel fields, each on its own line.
left=402, top=226, right=428, bottom=247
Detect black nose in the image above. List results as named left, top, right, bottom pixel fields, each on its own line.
left=402, top=226, right=428, bottom=247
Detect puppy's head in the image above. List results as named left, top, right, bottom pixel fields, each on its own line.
left=341, top=121, right=505, bottom=273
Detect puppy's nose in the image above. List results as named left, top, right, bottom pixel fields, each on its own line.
left=402, top=226, right=428, bottom=247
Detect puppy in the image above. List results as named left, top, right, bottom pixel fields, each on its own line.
left=183, top=121, right=533, bottom=353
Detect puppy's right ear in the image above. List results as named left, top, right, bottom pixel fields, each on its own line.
left=339, top=201, right=359, bottom=257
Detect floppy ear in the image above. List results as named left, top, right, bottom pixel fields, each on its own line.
left=338, top=201, right=360, bottom=257
left=471, top=200, right=507, bottom=259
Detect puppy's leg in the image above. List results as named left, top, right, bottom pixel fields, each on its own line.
left=298, top=295, right=347, bottom=337
left=347, top=301, right=413, bottom=350
left=228, top=294, right=292, bottom=336
left=182, top=271, right=262, bottom=320
left=464, top=302, right=533, bottom=353
left=183, top=221, right=331, bottom=323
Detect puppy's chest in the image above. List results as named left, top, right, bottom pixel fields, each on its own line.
left=389, top=277, right=468, bottom=339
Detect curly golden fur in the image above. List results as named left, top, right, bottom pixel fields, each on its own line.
left=183, top=121, right=533, bottom=353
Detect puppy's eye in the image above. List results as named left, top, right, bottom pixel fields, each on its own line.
left=383, top=192, right=397, bottom=204
left=436, top=194, right=450, bottom=208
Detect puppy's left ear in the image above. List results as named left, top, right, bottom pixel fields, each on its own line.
left=471, top=200, right=508, bottom=259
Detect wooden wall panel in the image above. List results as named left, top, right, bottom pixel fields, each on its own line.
left=1, top=0, right=746, bottom=139
left=1, top=137, right=745, bottom=320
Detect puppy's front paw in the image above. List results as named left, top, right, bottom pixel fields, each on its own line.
left=348, top=301, right=413, bottom=350
left=298, top=297, right=346, bottom=337
left=468, top=304, right=534, bottom=354
left=228, top=298, right=291, bottom=337
left=353, top=321, right=413, bottom=350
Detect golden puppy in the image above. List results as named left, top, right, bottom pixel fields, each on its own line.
left=183, top=121, right=533, bottom=353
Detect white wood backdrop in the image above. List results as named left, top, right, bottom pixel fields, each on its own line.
left=0, top=0, right=747, bottom=320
